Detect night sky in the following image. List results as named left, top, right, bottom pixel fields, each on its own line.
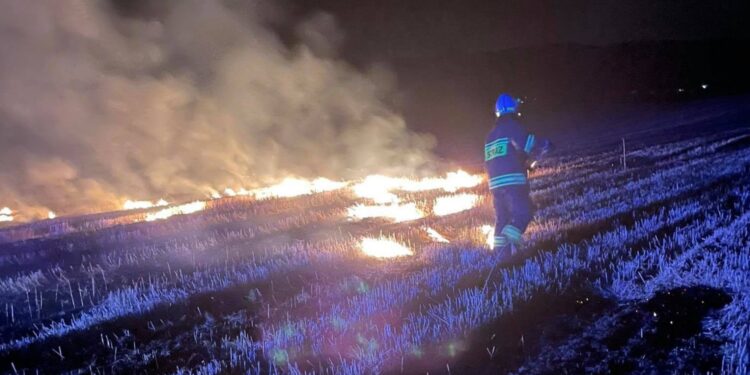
left=291, top=0, right=750, bottom=61
left=109, top=0, right=750, bottom=163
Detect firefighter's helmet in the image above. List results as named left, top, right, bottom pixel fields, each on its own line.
left=495, top=93, right=518, bottom=117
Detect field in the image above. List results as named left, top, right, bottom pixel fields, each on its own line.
left=1, top=100, right=750, bottom=374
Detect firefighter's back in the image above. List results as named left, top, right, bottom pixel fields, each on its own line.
left=485, top=115, right=527, bottom=190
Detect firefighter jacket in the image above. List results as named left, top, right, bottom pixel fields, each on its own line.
left=484, top=115, right=550, bottom=190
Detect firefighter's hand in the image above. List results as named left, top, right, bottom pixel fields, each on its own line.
left=538, top=139, right=554, bottom=157
left=526, top=158, right=540, bottom=171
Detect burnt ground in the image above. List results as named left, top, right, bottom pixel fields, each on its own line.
left=514, top=286, right=732, bottom=375
left=409, top=286, right=730, bottom=375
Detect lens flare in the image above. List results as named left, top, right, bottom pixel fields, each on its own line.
left=359, top=237, right=414, bottom=258
left=347, top=203, right=424, bottom=223
left=425, top=227, right=450, bottom=243
left=433, top=194, right=480, bottom=216
left=145, top=201, right=207, bottom=222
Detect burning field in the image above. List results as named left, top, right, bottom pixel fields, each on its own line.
left=2, top=117, right=750, bottom=374
left=2, top=0, right=750, bottom=373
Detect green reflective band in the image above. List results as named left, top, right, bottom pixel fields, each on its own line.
left=489, top=173, right=526, bottom=183
left=488, top=173, right=527, bottom=189
left=494, top=236, right=507, bottom=247
left=485, top=137, right=508, bottom=147
left=501, top=224, right=523, bottom=243
left=485, top=138, right=509, bottom=161
left=524, top=134, right=535, bottom=154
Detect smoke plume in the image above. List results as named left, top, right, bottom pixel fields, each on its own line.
left=0, top=0, right=435, bottom=220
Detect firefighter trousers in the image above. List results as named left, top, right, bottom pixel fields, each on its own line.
left=491, top=184, right=533, bottom=250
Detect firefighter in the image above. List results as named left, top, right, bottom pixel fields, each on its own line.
left=485, top=93, right=552, bottom=262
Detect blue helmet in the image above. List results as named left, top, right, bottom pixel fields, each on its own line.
left=495, top=93, right=518, bottom=116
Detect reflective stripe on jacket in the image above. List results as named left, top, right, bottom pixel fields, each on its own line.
left=484, top=115, right=543, bottom=190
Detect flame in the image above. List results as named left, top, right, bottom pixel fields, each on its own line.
left=249, top=177, right=347, bottom=200
left=352, top=175, right=402, bottom=204
left=359, top=237, right=414, bottom=258
left=6, top=169, right=480, bottom=224
left=481, top=225, right=494, bottom=248
left=425, top=227, right=450, bottom=243
left=145, top=201, right=207, bottom=222
left=352, top=170, right=482, bottom=204
left=123, top=199, right=169, bottom=210
left=400, top=170, right=483, bottom=193
left=433, top=194, right=480, bottom=216
left=0, top=207, right=13, bottom=222
left=347, top=203, right=424, bottom=223
left=346, top=170, right=481, bottom=223
left=311, top=178, right=349, bottom=192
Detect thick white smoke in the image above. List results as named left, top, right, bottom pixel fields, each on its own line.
left=0, top=0, right=435, bottom=220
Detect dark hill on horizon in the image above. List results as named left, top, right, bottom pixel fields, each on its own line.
left=385, top=39, right=750, bottom=162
